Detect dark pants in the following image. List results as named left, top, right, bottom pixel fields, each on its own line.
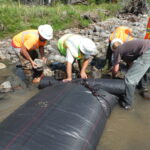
left=105, top=41, right=113, bottom=69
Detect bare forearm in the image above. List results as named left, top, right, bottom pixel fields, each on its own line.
left=66, top=62, right=72, bottom=79
left=20, top=46, right=33, bottom=63
left=112, top=64, right=119, bottom=77
left=81, top=59, right=89, bottom=73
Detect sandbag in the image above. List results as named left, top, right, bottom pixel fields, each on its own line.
left=0, top=83, right=118, bottom=150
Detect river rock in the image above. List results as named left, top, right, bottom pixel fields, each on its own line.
left=43, top=66, right=54, bottom=76
left=0, top=81, right=12, bottom=93
left=0, top=51, right=6, bottom=60
left=0, top=14, right=148, bottom=66
left=0, top=63, right=6, bottom=69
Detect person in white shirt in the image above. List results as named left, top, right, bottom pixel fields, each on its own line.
left=57, top=34, right=98, bottom=82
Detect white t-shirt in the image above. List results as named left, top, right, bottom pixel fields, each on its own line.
left=65, top=35, right=90, bottom=63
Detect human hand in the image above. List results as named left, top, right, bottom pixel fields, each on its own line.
left=63, top=78, right=72, bottom=82
left=80, top=71, right=88, bottom=79
left=41, top=57, right=47, bottom=64
left=31, top=61, right=38, bottom=69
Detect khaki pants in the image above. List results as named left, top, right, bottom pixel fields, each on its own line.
left=13, top=47, right=42, bottom=81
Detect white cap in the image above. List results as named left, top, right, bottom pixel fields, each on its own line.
left=38, top=24, right=53, bottom=40
left=111, top=38, right=123, bottom=50
left=79, top=38, right=98, bottom=56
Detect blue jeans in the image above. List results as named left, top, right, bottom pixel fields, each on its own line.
left=124, top=48, right=150, bottom=106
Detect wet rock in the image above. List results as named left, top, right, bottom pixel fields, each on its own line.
left=7, top=75, right=26, bottom=90
left=0, top=63, right=6, bottom=69
left=43, top=66, right=54, bottom=76
left=34, top=59, right=44, bottom=68
left=0, top=81, right=12, bottom=93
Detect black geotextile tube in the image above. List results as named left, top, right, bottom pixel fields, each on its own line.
left=39, top=77, right=125, bottom=95
left=38, top=76, right=60, bottom=89
left=86, top=78, right=125, bottom=95
left=0, top=83, right=118, bottom=150
left=82, top=81, right=118, bottom=117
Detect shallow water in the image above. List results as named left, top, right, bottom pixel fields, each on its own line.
left=0, top=64, right=39, bottom=122
left=0, top=64, right=150, bottom=150
left=97, top=89, right=150, bottom=150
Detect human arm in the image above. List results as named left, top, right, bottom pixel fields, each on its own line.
left=112, top=48, right=121, bottom=78
left=20, top=45, right=37, bottom=68
left=80, top=58, right=89, bottom=79
left=112, top=64, right=119, bottom=78
left=63, top=48, right=74, bottom=82
left=63, top=62, right=72, bottom=82
left=39, top=46, right=47, bottom=63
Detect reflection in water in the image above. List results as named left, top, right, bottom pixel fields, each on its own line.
left=0, top=63, right=150, bottom=150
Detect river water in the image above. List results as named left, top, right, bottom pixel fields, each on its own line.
left=0, top=64, right=39, bottom=122
left=0, top=64, right=150, bottom=150
left=97, top=89, right=150, bottom=150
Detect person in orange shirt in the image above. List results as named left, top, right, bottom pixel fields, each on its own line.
left=105, top=26, right=133, bottom=69
left=12, top=24, right=53, bottom=83
left=144, top=17, right=150, bottom=39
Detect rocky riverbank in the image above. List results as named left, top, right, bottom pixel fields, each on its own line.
left=0, top=13, right=149, bottom=92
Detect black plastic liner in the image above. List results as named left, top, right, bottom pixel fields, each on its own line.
left=0, top=83, right=118, bottom=150
left=39, top=77, right=125, bottom=95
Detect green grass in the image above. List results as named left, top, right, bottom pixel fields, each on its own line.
left=0, top=1, right=122, bottom=39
